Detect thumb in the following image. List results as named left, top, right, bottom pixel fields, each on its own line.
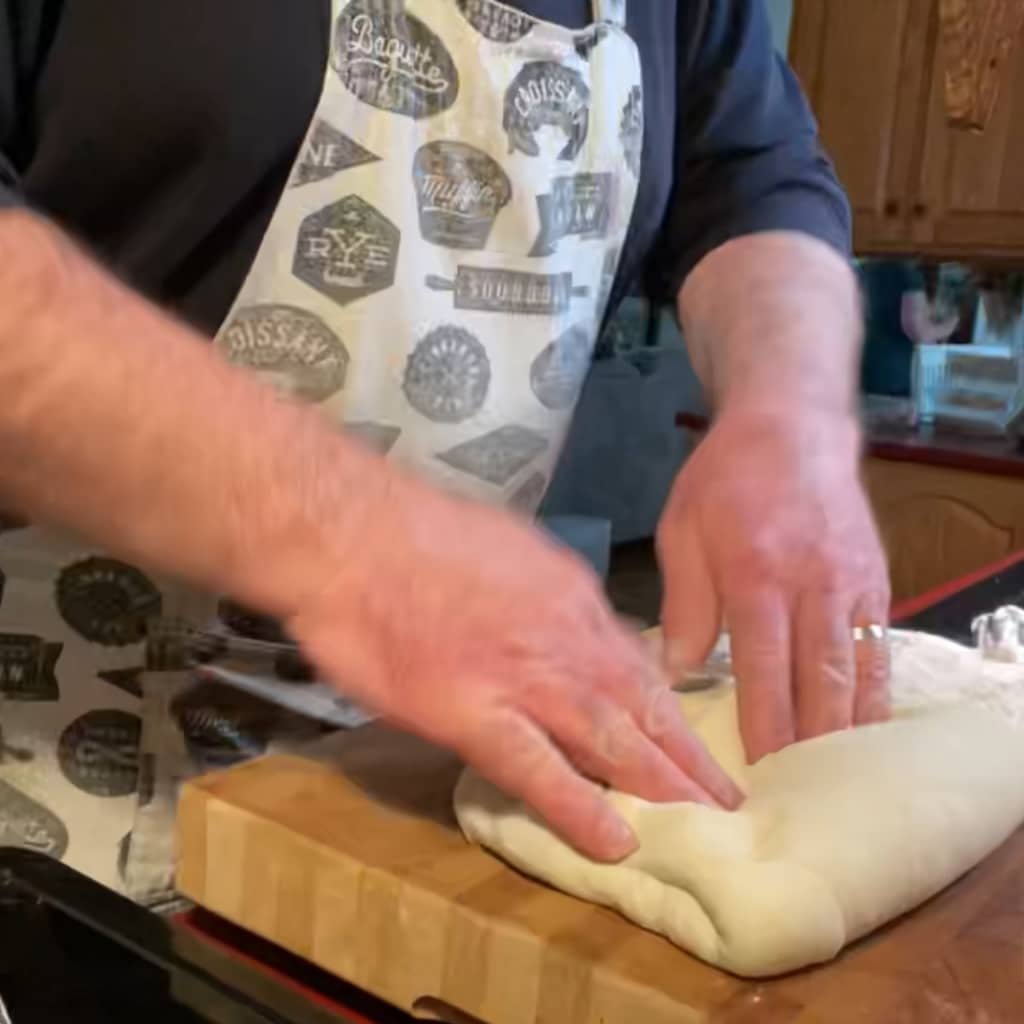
left=657, top=518, right=722, bottom=681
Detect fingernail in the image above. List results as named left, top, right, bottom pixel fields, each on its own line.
left=662, top=637, right=690, bottom=676
left=718, top=777, right=746, bottom=811
left=599, top=814, right=639, bottom=861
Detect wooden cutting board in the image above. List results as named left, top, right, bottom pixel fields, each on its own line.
left=176, top=721, right=1024, bottom=1024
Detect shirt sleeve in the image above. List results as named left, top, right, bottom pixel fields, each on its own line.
left=0, top=1, right=40, bottom=209
left=646, top=0, right=851, bottom=302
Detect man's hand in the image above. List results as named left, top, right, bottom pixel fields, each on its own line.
left=0, top=210, right=740, bottom=865
left=657, top=406, right=891, bottom=764
left=286, top=478, right=744, bottom=862
left=666, top=231, right=893, bottom=765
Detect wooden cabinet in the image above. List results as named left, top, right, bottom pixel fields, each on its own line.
left=789, top=0, right=1024, bottom=258
left=864, top=457, right=1024, bottom=602
left=914, top=37, right=1024, bottom=254
left=789, top=0, right=936, bottom=251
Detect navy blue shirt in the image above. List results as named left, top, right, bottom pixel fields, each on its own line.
left=0, top=1, right=849, bottom=333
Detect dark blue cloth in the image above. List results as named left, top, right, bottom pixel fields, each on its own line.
left=0, top=1, right=849, bottom=332
left=858, top=261, right=925, bottom=397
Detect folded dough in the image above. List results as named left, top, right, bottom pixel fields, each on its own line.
left=454, top=683, right=1024, bottom=977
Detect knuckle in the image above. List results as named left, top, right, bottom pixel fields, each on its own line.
left=819, top=655, right=856, bottom=693
left=590, top=705, right=640, bottom=769
left=640, top=685, right=685, bottom=741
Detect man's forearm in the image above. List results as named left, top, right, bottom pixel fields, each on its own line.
left=677, top=232, right=863, bottom=419
left=0, top=209, right=392, bottom=618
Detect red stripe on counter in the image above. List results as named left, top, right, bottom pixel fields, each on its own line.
left=892, top=550, right=1024, bottom=622
left=172, top=910, right=380, bottom=1024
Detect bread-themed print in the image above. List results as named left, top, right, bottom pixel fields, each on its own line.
left=221, top=305, right=350, bottom=402
left=342, top=421, right=403, bottom=455
left=290, top=118, right=380, bottom=188
left=97, top=667, right=144, bottom=699
left=55, top=558, right=162, bottom=648
left=574, top=22, right=611, bottom=61
left=504, top=62, right=590, bottom=161
left=0, top=633, right=62, bottom=701
left=437, top=425, right=549, bottom=485
left=455, top=0, right=536, bottom=42
left=57, top=709, right=142, bottom=798
left=509, top=471, right=547, bottom=515
left=530, top=324, right=592, bottom=410
left=170, top=683, right=271, bottom=772
left=403, top=325, right=491, bottom=423
left=597, top=245, right=621, bottom=317
left=332, top=0, right=459, bottom=120
left=294, top=196, right=400, bottom=307
left=427, top=267, right=590, bottom=315
left=531, top=173, right=616, bottom=257
left=413, top=141, right=512, bottom=250
left=0, top=780, right=69, bottom=860
left=620, top=85, right=643, bottom=178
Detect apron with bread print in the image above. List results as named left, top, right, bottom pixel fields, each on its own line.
left=217, top=0, right=643, bottom=512
left=0, top=0, right=643, bottom=900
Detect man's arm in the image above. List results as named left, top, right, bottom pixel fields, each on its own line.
left=0, top=207, right=743, bottom=859
left=653, top=0, right=890, bottom=763
left=679, top=231, right=861, bottom=419
left=0, top=208, right=386, bottom=619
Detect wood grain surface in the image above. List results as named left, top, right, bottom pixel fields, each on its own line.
left=176, top=719, right=1024, bottom=1024
left=939, top=0, right=1024, bottom=131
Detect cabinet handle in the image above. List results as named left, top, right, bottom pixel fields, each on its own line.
left=884, top=199, right=901, bottom=217
left=913, top=203, right=929, bottom=218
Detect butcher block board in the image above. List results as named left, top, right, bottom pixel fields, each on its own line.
left=176, top=721, right=1024, bottom=1024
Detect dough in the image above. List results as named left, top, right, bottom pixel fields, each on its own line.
left=454, top=680, right=1024, bottom=977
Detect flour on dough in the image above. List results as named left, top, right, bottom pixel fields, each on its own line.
left=454, top=672, right=1024, bottom=977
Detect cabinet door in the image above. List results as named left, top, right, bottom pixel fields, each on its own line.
left=863, top=458, right=1024, bottom=604
left=789, top=0, right=935, bottom=251
left=913, top=15, right=1024, bottom=253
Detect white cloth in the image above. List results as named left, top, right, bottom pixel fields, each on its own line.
left=215, top=0, right=643, bottom=512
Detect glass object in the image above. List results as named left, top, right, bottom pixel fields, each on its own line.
left=912, top=343, right=1024, bottom=434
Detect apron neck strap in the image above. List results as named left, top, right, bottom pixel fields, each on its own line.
left=590, top=0, right=626, bottom=28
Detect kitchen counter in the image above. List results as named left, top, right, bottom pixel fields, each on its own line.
left=3, top=554, right=1020, bottom=1024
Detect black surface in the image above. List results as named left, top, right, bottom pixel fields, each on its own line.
left=895, top=559, right=1024, bottom=641
left=0, top=849, right=414, bottom=1024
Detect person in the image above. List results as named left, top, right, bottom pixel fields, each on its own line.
left=859, top=260, right=961, bottom=397
left=0, top=0, right=890, bottom=871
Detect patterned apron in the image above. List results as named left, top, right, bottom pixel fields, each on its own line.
left=0, top=0, right=643, bottom=896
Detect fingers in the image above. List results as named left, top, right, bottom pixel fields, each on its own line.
left=793, top=591, right=856, bottom=741
left=852, top=595, right=892, bottom=725
left=657, top=520, right=722, bottom=681
left=530, top=672, right=742, bottom=810
left=727, top=591, right=794, bottom=764
left=637, top=684, right=745, bottom=808
left=583, top=623, right=744, bottom=808
left=460, top=711, right=639, bottom=863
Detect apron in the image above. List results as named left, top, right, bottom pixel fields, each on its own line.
left=0, top=0, right=643, bottom=897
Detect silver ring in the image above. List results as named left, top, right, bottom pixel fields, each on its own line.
left=852, top=624, right=888, bottom=643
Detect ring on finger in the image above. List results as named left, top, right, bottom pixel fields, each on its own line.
left=852, top=623, right=888, bottom=644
